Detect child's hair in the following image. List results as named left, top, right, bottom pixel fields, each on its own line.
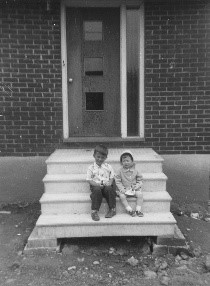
left=94, top=144, right=108, bottom=157
left=120, top=150, right=134, bottom=162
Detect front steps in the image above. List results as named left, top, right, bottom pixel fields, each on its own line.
left=25, top=148, right=177, bottom=250
left=40, top=192, right=172, bottom=214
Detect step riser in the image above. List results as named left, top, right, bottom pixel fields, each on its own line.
left=41, top=200, right=171, bottom=214
left=44, top=180, right=166, bottom=193
left=37, top=224, right=175, bottom=238
left=47, top=162, right=163, bottom=175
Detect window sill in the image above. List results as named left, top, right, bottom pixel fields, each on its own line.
left=63, top=136, right=145, bottom=143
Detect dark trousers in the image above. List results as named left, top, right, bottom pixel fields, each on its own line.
left=90, top=185, right=116, bottom=211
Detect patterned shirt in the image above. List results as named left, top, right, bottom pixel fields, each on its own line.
left=115, top=164, right=143, bottom=193
left=86, top=162, right=115, bottom=184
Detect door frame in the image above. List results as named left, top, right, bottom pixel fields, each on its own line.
left=61, top=0, right=145, bottom=141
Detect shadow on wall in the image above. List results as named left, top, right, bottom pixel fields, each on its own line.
left=0, top=157, right=47, bottom=204
left=162, top=155, right=210, bottom=206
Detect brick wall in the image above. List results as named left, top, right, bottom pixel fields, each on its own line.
left=0, top=0, right=62, bottom=156
left=144, top=0, right=210, bottom=154
left=0, top=0, right=209, bottom=156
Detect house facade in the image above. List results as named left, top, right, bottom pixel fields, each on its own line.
left=0, top=0, right=210, bottom=207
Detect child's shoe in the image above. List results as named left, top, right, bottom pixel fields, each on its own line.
left=91, top=211, right=100, bottom=221
left=127, top=210, right=136, bottom=217
left=105, top=208, right=116, bottom=218
left=136, top=211, right=144, bottom=217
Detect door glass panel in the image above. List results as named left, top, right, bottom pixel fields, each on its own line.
left=84, top=57, right=103, bottom=76
left=127, top=9, right=139, bottom=136
left=86, top=92, right=104, bottom=110
left=84, top=21, right=102, bottom=41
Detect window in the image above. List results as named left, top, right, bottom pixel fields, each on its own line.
left=84, top=21, right=103, bottom=41
left=127, top=9, right=140, bottom=136
left=86, top=92, right=104, bottom=110
left=84, top=57, right=103, bottom=76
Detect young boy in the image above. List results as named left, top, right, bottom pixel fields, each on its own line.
left=86, top=145, right=116, bottom=221
left=115, top=150, right=144, bottom=217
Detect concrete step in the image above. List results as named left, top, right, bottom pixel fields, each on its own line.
left=46, top=148, right=163, bottom=174
left=36, top=212, right=176, bottom=238
left=43, top=173, right=167, bottom=193
left=40, top=192, right=172, bottom=214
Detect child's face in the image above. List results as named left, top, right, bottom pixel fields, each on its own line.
left=94, top=151, right=107, bottom=166
left=121, top=155, right=133, bottom=169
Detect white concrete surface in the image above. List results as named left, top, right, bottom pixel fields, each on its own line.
left=36, top=213, right=176, bottom=238
left=43, top=173, right=167, bottom=193
left=40, top=191, right=172, bottom=214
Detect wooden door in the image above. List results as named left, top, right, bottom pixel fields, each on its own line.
left=66, top=8, right=120, bottom=137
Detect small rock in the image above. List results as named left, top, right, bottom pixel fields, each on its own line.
left=127, top=256, right=139, bottom=266
left=68, top=266, right=76, bottom=270
left=180, top=252, right=189, bottom=260
left=144, top=270, right=157, bottom=279
left=116, top=248, right=126, bottom=256
left=175, top=255, right=182, bottom=262
left=0, top=211, right=11, bottom=214
left=193, top=246, right=202, bottom=258
left=159, top=261, right=168, bottom=270
left=77, top=257, right=85, bottom=262
left=190, top=213, right=199, bottom=219
left=204, top=217, right=210, bottom=222
left=109, top=247, right=115, bottom=254
left=93, top=260, right=100, bottom=265
left=205, top=254, right=210, bottom=271
left=160, top=276, right=170, bottom=285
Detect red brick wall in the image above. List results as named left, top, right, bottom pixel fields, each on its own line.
left=0, top=0, right=62, bottom=156
left=144, top=0, right=210, bottom=154
left=0, top=0, right=209, bottom=155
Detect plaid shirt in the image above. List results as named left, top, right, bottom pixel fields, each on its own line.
left=86, top=162, right=115, bottom=184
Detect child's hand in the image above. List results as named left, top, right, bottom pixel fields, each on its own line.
left=99, top=181, right=104, bottom=188
left=103, top=181, right=111, bottom=186
left=132, top=184, right=140, bottom=191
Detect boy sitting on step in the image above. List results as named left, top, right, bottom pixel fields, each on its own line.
left=115, top=150, right=144, bottom=217
left=86, top=145, right=116, bottom=221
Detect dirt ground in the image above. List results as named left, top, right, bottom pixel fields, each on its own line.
left=0, top=202, right=210, bottom=286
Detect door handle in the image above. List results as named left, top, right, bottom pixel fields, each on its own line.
left=68, top=78, right=73, bottom=83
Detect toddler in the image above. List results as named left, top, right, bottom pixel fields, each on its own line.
left=115, top=150, right=144, bottom=217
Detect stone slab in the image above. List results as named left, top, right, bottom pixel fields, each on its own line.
left=40, top=191, right=172, bottom=214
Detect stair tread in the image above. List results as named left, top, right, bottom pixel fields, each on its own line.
left=46, top=148, right=163, bottom=164
left=36, top=212, right=176, bottom=226
left=40, top=191, right=172, bottom=203
left=43, top=172, right=167, bottom=182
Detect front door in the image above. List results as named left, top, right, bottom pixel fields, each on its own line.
left=66, top=8, right=120, bottom=137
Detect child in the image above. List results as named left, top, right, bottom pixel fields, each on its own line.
left=115, top=150, right=144, bottom=217
left=86, top=144, right=116, bottom=221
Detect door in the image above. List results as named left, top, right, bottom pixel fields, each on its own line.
left=66, top=8, right=120, bottom=137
